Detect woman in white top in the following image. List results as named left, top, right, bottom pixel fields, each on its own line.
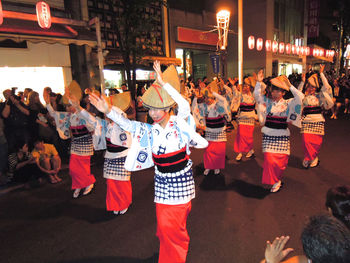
left=89, top=61, right=208, bottom=263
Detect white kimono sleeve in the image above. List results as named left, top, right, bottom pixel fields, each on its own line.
left=287, top=85, right=304, bottom=128
left=254, top=82, right=268, bottom=126
left=46, top=104, right=71, bottom=140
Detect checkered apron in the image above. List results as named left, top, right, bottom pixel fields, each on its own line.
left=154, top=160, right=195, bottom=205
left=262, top=134, right=290, bottom=155
left=103, top=156, right=131, bottom=181
left=301, top=121, right=325, bottom=135
left=70, top=134, right=94, bottom=156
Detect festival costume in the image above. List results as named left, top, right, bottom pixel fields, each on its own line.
left=47, top=104, right=95, bottom=190
left=192, top=90, right=231, bottom=170
left=79, top=108, right=132, bottom=212
left=254, top=79, right=304, bottom=186
left=231, top=86, right=256, bottom=154
left=106, top=80, right=208, bottom=263
left=299, top=73, right=333, bottom=166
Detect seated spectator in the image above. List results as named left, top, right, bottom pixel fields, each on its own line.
left=326, top=185, right=350, bottom=229
left=7, top=141, right=44, bottom=186
left=261, top=214, right=350, bottom=263
left=31, top=139, right=62, bottom=184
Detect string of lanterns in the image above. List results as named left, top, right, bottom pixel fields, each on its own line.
left=0, top=1, right=52, bottom=29
left=248, top=36, right=335, bottom=58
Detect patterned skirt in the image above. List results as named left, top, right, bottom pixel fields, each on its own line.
left=262, top=134, right=290, bottom=155
left=154, top=160, right=195, bottom=205
left=71, top=134, right=94, bottom=156
left=103, top=156, right=131, bottom=181
left=301, top=121, right=325, bottom=135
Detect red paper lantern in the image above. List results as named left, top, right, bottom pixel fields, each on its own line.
left=331, top=50, right=335, bottom=57
left=272, top=41, right=278, bottom=53
left=319, top=49, right=324, bottom=57
left=285, top=44, right=291, bottom=54
left=313, top=48, right=319, bottom=57
left=0, top=0, right=3, bottom=26
left=248, top=36, right=255, bottom=49
left=291, top=45, right=296, bottom=55
left=279, top=42, right=285, bottom=54
left=36, top=1, right=51, bottom=29
left=305, top=47, right=310, bottom=56
left=256, top=38, right=263, bottom=51
left=265, top=40, right=272, bottom=52
left=296, top=46, right=301, bottom=55
left=300, top=46, right=305, bottom=56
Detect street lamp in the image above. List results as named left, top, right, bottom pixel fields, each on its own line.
left=216, top=10, right=230, bottom=51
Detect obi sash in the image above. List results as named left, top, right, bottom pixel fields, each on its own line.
left=206, top=116, right=225, bottom=129
left=152, top=146, right=189, bottom=173
left=303, top=106, right=322, bottom=116
left=70, top=125, right=90, bottom=138
left=239, top=103, right=256, bottom=112
left=265, top=116, right=288, bottom=130
left=106, top=138, right=128, bottom=153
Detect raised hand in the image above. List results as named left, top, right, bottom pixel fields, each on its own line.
left=320, top=64, right=325, bottom=73
left=89, top=93, right=111, bottom=114
left=43, top=89, right=51, bottom=104
left=264, top=236, right=294, bottom=263
left=257, top=69, right=264, bottom=82
left=153, top=61, right=166, bottom=86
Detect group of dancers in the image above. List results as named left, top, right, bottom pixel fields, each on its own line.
left=44, top=61, right=333, bottom=263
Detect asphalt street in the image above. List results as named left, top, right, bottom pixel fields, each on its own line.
left=1, top=115, right=350, bottom=263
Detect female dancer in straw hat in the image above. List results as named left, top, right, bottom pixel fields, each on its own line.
left=89, top=61, right=208, bottom=263
left=254, top=70, right=304, bottom=192
left=68, top=91, right=132, bottom=215
left=192, top=80, right=231, bottom=176
left=44, top=82, right=95, bottom=198
left=298, top=65, right=334, bottom=168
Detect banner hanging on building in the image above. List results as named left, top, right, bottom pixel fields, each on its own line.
left=210, top=54, right=220, bottom=74
left=308, top=0, right=320, bottom=38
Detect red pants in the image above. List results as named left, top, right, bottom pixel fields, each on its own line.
left=302, top=133, right=323, bottom=161
left=156, top=201, right=192, bottom=263
left=203, top=141, right=226, bottom=169
left=69, top=154, right=96, bottom=190
left=234, top=124, right=254, bottom=153
left=262, top=152, right=289, bottom=185
left=106, top=179, right=132, bottom=211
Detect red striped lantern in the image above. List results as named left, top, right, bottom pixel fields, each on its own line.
left=256, top=38, right=263, bottom=51
left=265, top=40, right=272, bottom=51
left=248, top=36, right=255, bottom=49
left=319, top=49, right=324, bottom=57
left=313, top=48, right=319, bottom=56
left=279, top=42, right=285, bottom=53
left=330, top=50, right=335, bottom=57
left=36, top=1, right=51, bottom=29
left=305, top=47, right=310, bottom=56
left=296, top=46, right=301, bottom=55
left=285, top=44, right=291, bottom=54
left=0, top=0, right=3, bottom=26
left=300, top=46, right=305, bottom=56
left=272, top=41, right=278, bottom=53
left=292, top=45, right=296, bottom=55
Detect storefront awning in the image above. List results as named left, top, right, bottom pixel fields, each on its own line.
left=0, top=17, right=97, bottom=47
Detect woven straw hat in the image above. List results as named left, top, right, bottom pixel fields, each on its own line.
left=207, top=80, right=219, bottom=93
left=244, top=76, right=257, bottom=88
left=141, top=65, right=180, bottom=109
left=307, top=74, right=320, bottom=88
left=62, top=80, right=82, bottom=104
left=109, top=91, right=132, bottom=112
left=270, top=75, right=289, bottom=91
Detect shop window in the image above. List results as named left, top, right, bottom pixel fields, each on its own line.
left=0, top=40, right=27, bottom=49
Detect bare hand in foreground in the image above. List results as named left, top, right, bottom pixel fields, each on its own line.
left=89, top=93, right=111, bottom=114
left=153, top=61, right=165, bottom=86
left=265, top=236, right=294, bottom=263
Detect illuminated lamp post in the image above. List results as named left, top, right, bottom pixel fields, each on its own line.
left=265, top=40, right=272, bottom=51
left=36, top=1, right=51, bottom=29
left=256, top=38, right=263, bottom=51
left=248, top=36, right=255, bottom=49
left=216, top=10, right=230, bottom=79
left=272, top=41, right=278, bottom=53
left=286, top=44, right=291, bottom=54
left=279, top=42, right=285, bottom=54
